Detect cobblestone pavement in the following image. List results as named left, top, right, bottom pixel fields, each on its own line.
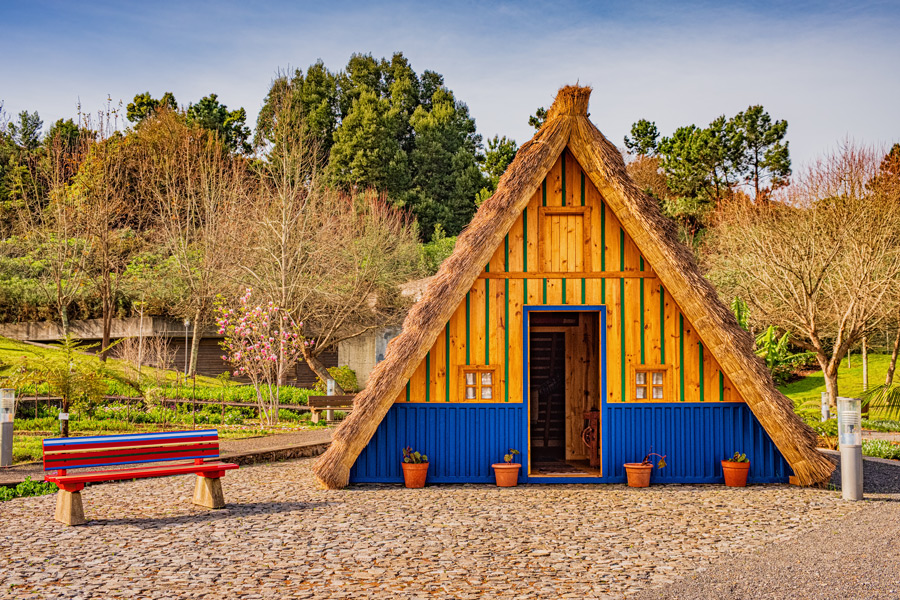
left=0, top=458, right=868, bottom=599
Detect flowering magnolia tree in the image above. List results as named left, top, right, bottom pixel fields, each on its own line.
left=216, top=289, right=308, bottom=425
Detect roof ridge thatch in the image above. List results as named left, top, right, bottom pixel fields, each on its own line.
left=313, top=85, right=834, bottom=489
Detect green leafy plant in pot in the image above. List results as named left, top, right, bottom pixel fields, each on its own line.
left=401, top=447, right=429, bottom=488
left=721, top=452, right=750, bottom=487
left=492, top=448, right=521, bottom=487
left=624, top=448, right=667, bottom=487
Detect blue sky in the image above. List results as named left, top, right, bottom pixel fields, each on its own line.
left=2, top=0, right=898, bottom=166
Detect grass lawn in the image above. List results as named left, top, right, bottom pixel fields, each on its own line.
left=779, top=352, right=895, bottom=405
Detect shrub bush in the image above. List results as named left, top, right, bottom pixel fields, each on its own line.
left=0, top=477, right=58, bottom=502
left=314, top=366, right=359, bottom=394
left=862, top=439, right=900, bottom=460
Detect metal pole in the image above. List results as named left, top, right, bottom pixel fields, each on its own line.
left=838, top=396, right=863, bottom=501
left=0, top=389, right=14, bottom=467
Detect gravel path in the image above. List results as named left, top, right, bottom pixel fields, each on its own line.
left=0, top=457, right=877, bottom=600
left=634, top=454, right=900, bottom=600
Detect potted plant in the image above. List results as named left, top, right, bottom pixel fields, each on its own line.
left=722, top=452, right=750, bottom=487
left=623, top=448, right=667, bottom=487
left=491, top=449, right=521, bottom=487
left=401, top=447, right=429, bottom=488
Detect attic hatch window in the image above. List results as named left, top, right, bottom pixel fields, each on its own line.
left=460, top=366, right=498, bottom=401
left=636, top=370, right=665, bottom=401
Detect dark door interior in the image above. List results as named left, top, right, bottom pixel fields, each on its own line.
left=529, top=330, right=566, bottom=462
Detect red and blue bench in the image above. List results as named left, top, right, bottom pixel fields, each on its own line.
left=43, top=429, right=239, bottom=525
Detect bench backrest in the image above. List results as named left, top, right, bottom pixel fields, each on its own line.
left=308, top=395, right=355, bottom=409
left=43, top=429, right=221, bottom=473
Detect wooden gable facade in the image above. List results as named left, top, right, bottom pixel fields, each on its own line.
left=349, top=148, right=790, bottom=484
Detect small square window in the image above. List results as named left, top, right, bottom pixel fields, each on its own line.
left=634, top=369, right=666, bottom=401
left=459, top=366, right=499, bottom=401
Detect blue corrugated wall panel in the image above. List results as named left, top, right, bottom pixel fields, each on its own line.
left=350, top=403, right=525, bottom=484
left=603, top=403, right=791, bottom=484
left=349, top=402, right=790, bottom=484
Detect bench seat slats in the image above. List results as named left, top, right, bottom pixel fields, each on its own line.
left=42, top=430, right=223, bottom=471
left=44, top=445, right=221, bottom=470
left=46, top=461, right=239, bottom=485
left=43, top=435, right=219, bottom=454
left=43, top=429, right=219, bottom=446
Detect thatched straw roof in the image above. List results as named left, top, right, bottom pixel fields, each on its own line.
left=314, top=85, right=835, bottom=489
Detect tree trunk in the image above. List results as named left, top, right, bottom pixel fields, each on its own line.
left=886, top=325, right=900, bottom=386
left=188, top=308, right=202, bottom=375
left=301, top=346, right=344, bottom=394
left=99, top=273, right=112, bottom=362
left=862, top=336, right=868, bottom=392
left=823, top=360, right=840, bottom=414
left=61, top=396, right=69, bottom=438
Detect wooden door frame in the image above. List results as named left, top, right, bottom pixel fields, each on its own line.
left=522, top=305, right=607, bottom=481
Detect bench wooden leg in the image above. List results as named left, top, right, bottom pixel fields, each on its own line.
left=55, top=489, right=86, bottom=526
left=193, top=475, right=225, bottom=509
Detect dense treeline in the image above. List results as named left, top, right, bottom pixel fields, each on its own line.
left=0, top=53, right=519, bottom=346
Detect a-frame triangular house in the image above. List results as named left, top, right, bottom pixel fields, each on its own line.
left=315, top=86, right=834, bottom=488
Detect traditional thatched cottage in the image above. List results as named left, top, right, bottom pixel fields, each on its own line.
left=314, top=86, right=834, bottom=488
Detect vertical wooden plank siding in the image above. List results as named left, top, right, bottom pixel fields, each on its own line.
left=395, top=148, right=745, bottom=405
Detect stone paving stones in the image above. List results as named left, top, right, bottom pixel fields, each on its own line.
left=0, top=458, right=865, bottom=599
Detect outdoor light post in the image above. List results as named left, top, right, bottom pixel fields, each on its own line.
left=838, top=396, right=863, bottom=501
left=183, top=318, right=191, bottom=375
left=0, top=389, right=15, bottom=468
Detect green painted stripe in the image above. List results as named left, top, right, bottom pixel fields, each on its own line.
left=504, top=278, right=510, bottom=402
left=406, top=381, right=410, bottom=403
left=639, top=278, right=645, bottom=365
left=485, top=278, right=490, bottom=365
left=562, top=278, right=567, bottom=304
left=581, top=172, right=585, bottom=206
left=523, top=209, right=528, bottom=303
left=504, top=235, right=509, bottom=272
left=465, top=292, right=471, bottom=365
left=601, top=202, right=606, bottom=303
left=561, top=150, right=566, bottom=206
left=719, top=370, right=724, bottom=402
left=659, top=285, right=666, bottom=364
left=543, top=278, right=547, bottom=304
left=445, top=323, right=450, bottom=402
left=425, top=353, right=431, bottom=403
left=581, top=278, right=586, bottom=304
left=542, top=179, right=547, bottom=206
left=620, top=277, right=626, bottom=402
left=679, top=314, right=685, bottom=402
left=699, top=342, right=705, bottom=402
left=601, top=203, right=606, bottom=270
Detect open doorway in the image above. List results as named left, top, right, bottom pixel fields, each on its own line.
left=528, top=310, right=601, bottom=477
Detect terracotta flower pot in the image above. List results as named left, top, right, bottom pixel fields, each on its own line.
left=624, top=463, right=653, bottom=487
left=401, top=462, right=429, bottom=488
left=492, top=463, right=521, bottom=487
left=721, top=460, right=750, bottom=487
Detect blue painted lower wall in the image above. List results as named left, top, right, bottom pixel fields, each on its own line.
left=349, top=402, right=791, bottom=484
